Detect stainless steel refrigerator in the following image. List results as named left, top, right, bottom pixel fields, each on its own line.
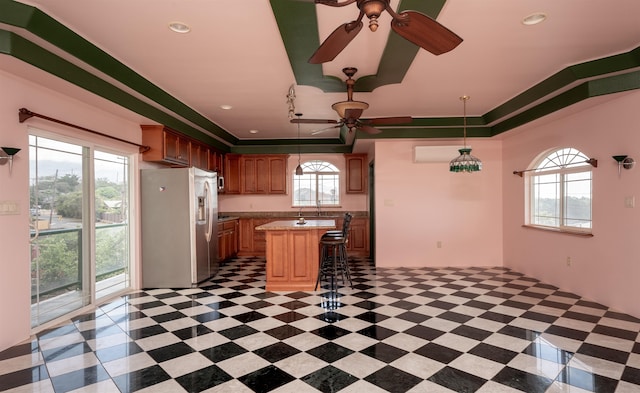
left=141, top=167, right=218, bottom=288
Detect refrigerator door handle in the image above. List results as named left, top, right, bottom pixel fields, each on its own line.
left=204, top=180, right=213, bottom=243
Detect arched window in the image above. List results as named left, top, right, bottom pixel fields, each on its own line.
left=293, top=160, right=340, bottom=207
left=528, top=148, right=592, bottom=232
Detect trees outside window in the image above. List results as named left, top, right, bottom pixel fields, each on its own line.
left=528, top=148, right=592, bottom=232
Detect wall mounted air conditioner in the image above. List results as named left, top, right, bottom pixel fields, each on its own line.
left=414, top=146, right=465, bottom=163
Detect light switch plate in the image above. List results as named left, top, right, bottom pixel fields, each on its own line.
left=624, top=196, right=635, bottom=208
left=0, top=200, right=19, bottom=215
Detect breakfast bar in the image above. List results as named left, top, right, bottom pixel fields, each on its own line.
left=255, top=219, right=336, bottom=291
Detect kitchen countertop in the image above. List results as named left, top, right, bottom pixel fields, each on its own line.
left=219, top=211, right=368, bottom=219
left=218, top=216, right=240, bottom=222
left=255, top=219, right=336, bottom=231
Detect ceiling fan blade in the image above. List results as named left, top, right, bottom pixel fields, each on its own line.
left=290, top=118, right=339, bottom=124
left=365, top=116, right=412, bottom=125
left=358, top=124, right=382, bottom=134
left=308, top=20, right=363, bottom=64
left=344, top=108, right=364, bottom=120
left=311, top=124, right=342, bottom=135
left=391, top=11, right=462, bottom=55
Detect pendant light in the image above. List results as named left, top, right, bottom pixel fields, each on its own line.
left=295, top=113, right=304, bottom=175
left=450, top=96, right=482, bottom=173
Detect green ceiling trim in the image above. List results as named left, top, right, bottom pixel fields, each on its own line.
left=230, top=144, right=352, bottom=154
left=269, top=0, right=344, bottom=92
left=0, top=29, right=229, bottom=151
left=485, top=47, right=640, bottom=125
left=0, top=0, right=238, bottom=145
left=270, top=0, right=447, bottom=93
left=491, top=70, right=640, bottom=135
left=356, top=126, right=493, bottom=140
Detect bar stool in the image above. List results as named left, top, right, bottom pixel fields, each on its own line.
left=315, top=236, right=352, bottom=290
left=315, top=213, right=353, bottom=290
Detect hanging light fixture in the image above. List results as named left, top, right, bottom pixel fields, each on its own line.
left=450, top=95, right=482, bottom=173
left=295, top=113, right=304, bottom=175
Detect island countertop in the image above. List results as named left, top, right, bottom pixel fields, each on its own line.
left=255, top=219, right=336, bottom=231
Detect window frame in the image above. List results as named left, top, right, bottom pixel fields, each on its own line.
left=526, top=148, right=593, bottom=235
left=292, top=160, right=340, bottom=208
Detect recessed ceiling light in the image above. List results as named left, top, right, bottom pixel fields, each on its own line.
left=522, top=12, right=547, bottom=26
left=220, top=104, right=233, bottom=110
left=249, top=130, right=259, bottom=134
left=168, top=22, right=190, bottom=33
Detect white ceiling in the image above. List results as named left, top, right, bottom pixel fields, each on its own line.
left=8, top=0, right=640, bottom=145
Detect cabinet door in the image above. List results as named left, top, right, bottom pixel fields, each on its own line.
left=347, top=218, right=369, bottom=255
left=217, top=223, right=225, bottom=261
left=231, top=220, right=239, bottom=255
left=255, top=157, right=269, bottom=193
left=163, top=132, right=179, bottom=162
left=224, top=154, right=241, bottom=194
left=191, top=143, right=209, bottom=169
left=345, top=154, right=367, bottom=193
left=252, top=218, right=271, bottom=253
left=268, top=156, right=287, bottom=194
left=238, top=218, right=254, bottom=253
left=241, top=156, right=257, bottom=193
left=177, top=136, right=190, bottom=165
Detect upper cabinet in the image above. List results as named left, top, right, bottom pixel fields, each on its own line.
left=190, top=142, right=210, bottom=170
left=224, top=154, right=288, bottom=195
left=345, top=154, right=367, bottom=194
left=141, top=125, right=190, bottom=166
left=141, top=125, right=222, bottom=171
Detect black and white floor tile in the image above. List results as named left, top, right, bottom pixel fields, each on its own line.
left=1, top=256, right=639, bottom=392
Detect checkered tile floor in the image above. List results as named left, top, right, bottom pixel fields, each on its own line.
left=1, top=257, right=639, bottom=392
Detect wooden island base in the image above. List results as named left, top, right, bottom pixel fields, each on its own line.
left=255, top=220, right=336, bottom=291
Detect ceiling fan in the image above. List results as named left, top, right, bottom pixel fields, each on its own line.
left=291, top=67, right=411, bottom=135
left=305, top=0, right=463, bottom=64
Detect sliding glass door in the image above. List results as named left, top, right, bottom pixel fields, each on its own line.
left=94, top=150, right=130, bottom=299
left=29, top=134, right=132, bottom=328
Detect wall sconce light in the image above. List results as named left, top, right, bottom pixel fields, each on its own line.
left=0, top=147, right=21, bottom=174
left=612, top=155, right=635, bottom=176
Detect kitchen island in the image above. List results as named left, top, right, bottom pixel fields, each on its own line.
left=255, top=219, right=336, bottom=291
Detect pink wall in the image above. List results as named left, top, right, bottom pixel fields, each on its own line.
left=218, top=153, right=368, bottom=214
left=373, top=139, right=503, bottom=267
left=0, top=70, right=143, bottom=351
left=501, top=91, right=640, bottom=317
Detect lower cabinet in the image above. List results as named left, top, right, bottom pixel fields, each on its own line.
left=238, top=216, right=369, bottom=257
left=217, top=219, right=238, bottom=262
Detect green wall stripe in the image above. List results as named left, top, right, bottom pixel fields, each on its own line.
left=0, top=0, right=238, bottom=145
left=485, top=49, right=640, bottom=125
left=491, top=70, right=640, bottom=135
left=0, top=30, right=229, bottom=151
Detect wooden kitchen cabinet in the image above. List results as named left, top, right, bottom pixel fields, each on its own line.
left=268, top=156, right=287, bottom=193
left=218, top=219, right=238, bottom=262
left=225, top=154, right=288, bottom=195
left=224, top=154, right=242, bottom=194
left=209, top=151, right=224, bottom=174
left=190, top=142, right=209, bottom=170
left=141, top=125, right=190, bottom=166
left=345, top=154, right=367, bottom=194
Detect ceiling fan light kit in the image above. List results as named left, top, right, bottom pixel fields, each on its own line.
left=291, top=67, right=412, bottom=135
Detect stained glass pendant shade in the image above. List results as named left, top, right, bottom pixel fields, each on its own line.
left=450, top=96, right=482, bottom=173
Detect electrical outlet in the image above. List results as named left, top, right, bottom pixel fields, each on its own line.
left=566, top=257, right=571, bottom=267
